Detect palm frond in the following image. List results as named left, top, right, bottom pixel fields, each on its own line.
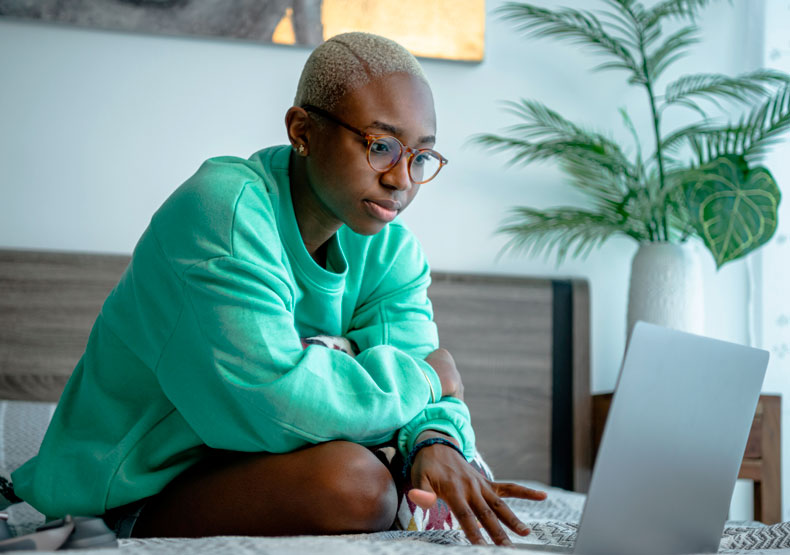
left=560, top=157, right=635, bottom=205
left=483, top=0, right=782, bottom=266
left=665, top=203, right=699, bottom=241
left=497, top=207, right=642, bottom=264
left=663, top=70, right=790, bottom=113
left=619, top=107, right=644, bottom=172
left=501, top=99, right=585, bottom=140
left=658, top=169, right=699, bottom=234
left=474, top=133, right=632, bottom=183
left=602, top=1, right=664, bottom=48
left=598, top=3, right=641, bottom=49
left=670, top=84, right=790, bottom=164
left=646, top=25, right=699, bottom=81
left=496, top=3, right=642, bottom=80
left=640, top=21, right=663, bottom=49
left=645, top=0, right=721, bottom=27
left=661, top=121, right=718, bottom=155
left=605, top=0, right=638, bottom=9
left=472, top=99, right=639, bottom=187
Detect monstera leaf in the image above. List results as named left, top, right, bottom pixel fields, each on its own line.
left=684, top=155, right=781, bottom=268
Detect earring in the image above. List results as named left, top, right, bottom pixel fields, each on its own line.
left=297, top=144, right=306, bottom=155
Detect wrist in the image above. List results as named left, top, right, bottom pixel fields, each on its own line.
left=416, top=429, right=459, bottom=446
left=402, top=436, right=466, bottom=479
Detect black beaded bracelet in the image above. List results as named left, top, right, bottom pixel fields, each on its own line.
left=402, top=437, right=466, bottom=478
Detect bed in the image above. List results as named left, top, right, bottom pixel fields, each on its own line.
left=0, top=248, right=788, bottom=553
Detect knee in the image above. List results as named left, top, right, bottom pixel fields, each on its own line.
left=315, top=441, right=398, bottom=533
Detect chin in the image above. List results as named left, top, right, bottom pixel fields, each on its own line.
left=348, top=220, right=389, bottom=236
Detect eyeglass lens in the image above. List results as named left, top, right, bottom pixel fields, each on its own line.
left=367, top=137, right=443, bottom=184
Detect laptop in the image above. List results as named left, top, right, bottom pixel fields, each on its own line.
left=518, top=321, right=769, bottom=554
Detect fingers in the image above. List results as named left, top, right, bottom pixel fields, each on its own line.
left=407, top=488, right=437, bottom=510
left=493, top=481, right=548, bottom=501
left=469, top=494, right=514, bottom=546
left=447, top=490, right=524, bottom=546
left=410, top=450, right=542, bottom=546
left=445, top=495, right=489, bottom=546
left=482, top=487, right=531, bottom=537
left=449, top=482, right=540, bottom=545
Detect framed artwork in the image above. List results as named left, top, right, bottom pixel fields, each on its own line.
left=0, top=0, right=485, bottom=62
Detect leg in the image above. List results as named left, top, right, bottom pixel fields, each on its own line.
left=131, top=440, right=399, bottom=538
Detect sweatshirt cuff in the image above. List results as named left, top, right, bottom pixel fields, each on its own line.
left=396, top=397, right=476, bottom=460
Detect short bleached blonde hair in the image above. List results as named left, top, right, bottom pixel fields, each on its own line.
left=294, top=32, right=429, bottom=111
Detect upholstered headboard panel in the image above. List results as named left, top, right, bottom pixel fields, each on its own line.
left=0, top=249, right=591, bottom=492
left=0, top=250, right=130, bottom=402
left=428, top=273, right=590, bottom=491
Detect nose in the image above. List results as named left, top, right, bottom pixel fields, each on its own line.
left=380, top=153, right=412, bottom=191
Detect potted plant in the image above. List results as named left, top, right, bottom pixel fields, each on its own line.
left=475, top=0, right=789, bottom=335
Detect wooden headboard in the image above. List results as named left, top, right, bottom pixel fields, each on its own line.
left=0, top=249, right=591, bottom=492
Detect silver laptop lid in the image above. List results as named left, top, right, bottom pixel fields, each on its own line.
left=575, top=322, right=769, bottom=555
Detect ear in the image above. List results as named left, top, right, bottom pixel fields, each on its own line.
left=285, top=106, right=311, bottom=156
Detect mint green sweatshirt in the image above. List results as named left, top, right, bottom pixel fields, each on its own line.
left=12, top=145, right=475, bottom=517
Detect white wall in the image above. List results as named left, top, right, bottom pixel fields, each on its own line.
left=0, top=0, right=775, bottom=515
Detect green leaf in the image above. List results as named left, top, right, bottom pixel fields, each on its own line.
left=683, top=155, right=781, bottom=267
left=496, top=3, right=643, bottom=81
left=663, top=70, right=790, bottom=113
left=619, top=107, right=644, bottom=167
left=471, top=99, right=639, bottom=187
left=661, top=122, right=715, bottom=156
left=743, top=83, right=790, bottom=159
left=598, top=2, right=643, bottom=48
left=501, top=99, right=583, bottom=139
left=482, top=0, right=785, bottom=266
left=561, top=157, right=636, bottom=205
left=663, top=83, right=790, bottom=165
left=646, top=25, right=699, bottom=81
left=497, top=206, right=642, bottom=264
left=646, top=0, right=720, bottom=27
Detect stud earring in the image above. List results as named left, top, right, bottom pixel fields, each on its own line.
left=298, top=144, right=306, bottom=155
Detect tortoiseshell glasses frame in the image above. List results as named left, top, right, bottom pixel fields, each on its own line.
left=302, top=104, right=448, bottom=185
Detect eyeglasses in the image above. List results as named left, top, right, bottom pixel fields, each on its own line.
left=302, top=104, right=448, bottom=185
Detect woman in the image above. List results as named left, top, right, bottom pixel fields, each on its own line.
left=12, top=32, right=545, bottom=546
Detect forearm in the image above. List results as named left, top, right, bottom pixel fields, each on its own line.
left=424, top=348, right=464, bottom=401
left=409, top=348, right=466, bottom=451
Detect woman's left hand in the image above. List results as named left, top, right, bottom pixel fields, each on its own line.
left=407, top=436, right=547, bottom=546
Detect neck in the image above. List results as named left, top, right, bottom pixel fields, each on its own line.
left=288, top=151, right=341, bottom=265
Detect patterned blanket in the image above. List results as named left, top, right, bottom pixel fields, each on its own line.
left=5, top=483, right=790, bottom=553
left=2, top=393, right=789, bottom=552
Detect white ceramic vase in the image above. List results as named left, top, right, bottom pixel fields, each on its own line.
left=627, top=242, right=705, bottom=338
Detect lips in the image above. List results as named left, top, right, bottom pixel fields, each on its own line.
left=363, top=199, right=402, bottom=222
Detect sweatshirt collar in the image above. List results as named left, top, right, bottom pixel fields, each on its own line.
left=271, top=146, right=348, bottom=291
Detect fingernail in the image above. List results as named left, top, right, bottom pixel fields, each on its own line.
left=503, top=539, right=513, bottom=547
left=518, top=523, right=530, bottom=534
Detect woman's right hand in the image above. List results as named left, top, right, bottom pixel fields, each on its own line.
left=424, top=348, right=464, bottom=401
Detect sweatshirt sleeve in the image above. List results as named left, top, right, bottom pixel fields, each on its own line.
left=397, top=397, right=477, bottom=461
left=153, top=254, right=443, bottom=454
left=344, top=226, right=476, bottom=459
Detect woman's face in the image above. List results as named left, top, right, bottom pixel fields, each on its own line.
left=303, top=72, right=437, bottom=236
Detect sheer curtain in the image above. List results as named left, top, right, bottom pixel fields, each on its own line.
left=757, top=0, right=790, bottom=522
